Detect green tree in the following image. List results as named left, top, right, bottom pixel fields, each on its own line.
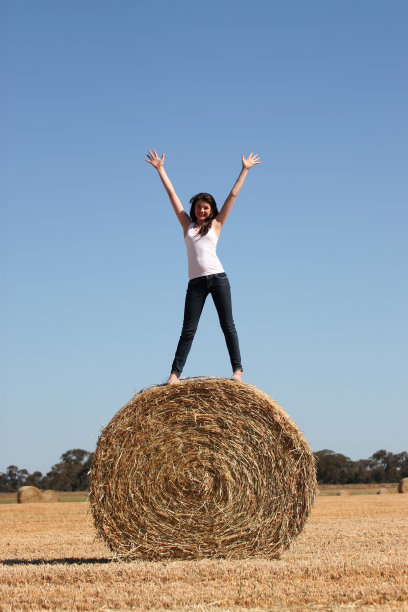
left=314, top=450, right=355, bottom=484
left=347, top=459, right=372, bottom=484
left=0, top=471, right=10, bottom=492
left=0, top=466, right=29, bottom=492
left=24, top=471, right=44, bottom=488
left=369, top=450, right=404, bottom=483
left=44, top=449, right=92, bottom=491
left=395, top=451, right=408, bottom=478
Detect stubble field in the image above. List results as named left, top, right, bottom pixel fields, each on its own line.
left=0, top=494, right=407, bottom=611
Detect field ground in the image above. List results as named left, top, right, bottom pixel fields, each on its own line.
left=0, top=495, right=407, bottom=611
left=317, top=483, right=398, bottom=495
left=0, top=492, right=88, bottom=504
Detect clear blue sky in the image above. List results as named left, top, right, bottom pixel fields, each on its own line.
left=1, top=0, right=407, bottom=475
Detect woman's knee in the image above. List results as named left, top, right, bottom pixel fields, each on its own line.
left=180, top=325, right=198, bottom=341
left=220, top=320, right=237, bottom=335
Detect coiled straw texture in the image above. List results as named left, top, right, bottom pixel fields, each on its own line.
left=89, top=377, right=317, bottom=560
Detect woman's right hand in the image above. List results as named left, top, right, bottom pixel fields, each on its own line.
left=145, top=149, right=164, bottom=170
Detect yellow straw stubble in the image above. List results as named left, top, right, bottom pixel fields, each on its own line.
left=89, top=377, right=317, bottom=560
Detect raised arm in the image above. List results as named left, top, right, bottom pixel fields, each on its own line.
left=145, top=149, right=191, bottom=233
left=214, top=153, right=261, bottom=231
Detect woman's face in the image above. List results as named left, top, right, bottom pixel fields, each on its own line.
left=195, top=200, right=212, bottom=224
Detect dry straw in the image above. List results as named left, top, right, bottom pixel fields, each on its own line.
left=17, top=486, right=42, bottom=503
left=398, top=477, right=408, bottom=493
left=89, top=377, right=317, bottom=560
left=17, top=487, right=60, bottom=503
left=41, top=490, right=60, bottom=502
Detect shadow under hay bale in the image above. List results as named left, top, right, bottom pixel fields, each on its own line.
left=41, top=490, right=60, bottom=503
left=398, top=477, right=408, bottom=493
left=89, top=377, right=317, bottom=560
left=17, top=486, right=42, bottom=503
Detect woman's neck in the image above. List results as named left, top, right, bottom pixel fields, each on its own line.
left=195, top=219, right=210, bottom=227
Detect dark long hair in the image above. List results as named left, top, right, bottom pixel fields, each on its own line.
left=189, top=193, right=219, bottom=237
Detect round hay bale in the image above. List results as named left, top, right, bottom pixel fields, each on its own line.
left=89, top=377, right=317, bottom=560
left=17, top=486, right=42, bottom=504
left=41, top=490, right=60, bottom=503
left=398, top=477, right=408, bottom=493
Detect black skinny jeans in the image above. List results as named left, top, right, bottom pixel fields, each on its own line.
left=171, top=272, right=243, bottom=377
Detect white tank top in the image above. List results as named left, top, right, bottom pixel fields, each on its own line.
left=185, top=222, right=224, bottom=280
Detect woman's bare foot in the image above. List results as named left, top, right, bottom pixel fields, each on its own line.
left=231, top=371, right=242, bottom=382
left=167, top=373, right=180, bottom=384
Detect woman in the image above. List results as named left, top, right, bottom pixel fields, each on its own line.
left=145, top=149, right=261, bottom=383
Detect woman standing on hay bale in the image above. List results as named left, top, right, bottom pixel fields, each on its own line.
left=146, top=149, right=261, bottom=384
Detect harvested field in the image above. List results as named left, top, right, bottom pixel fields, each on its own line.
left=0, top=495, right=407, bottom=610
left=0, top=491, right=88, bottom=504
left=318, top=483, right=399, bottom=496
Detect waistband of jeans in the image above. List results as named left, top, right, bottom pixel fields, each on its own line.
left=189, top=272, right=227, bottom=282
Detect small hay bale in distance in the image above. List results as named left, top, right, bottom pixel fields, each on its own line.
left=398, top=477, right=408, bottom=493
left=41, top=490, right=60, bottom=502
left=17, top=486, right=42, bottom=503
left=89, top=377, right=317, bottom=560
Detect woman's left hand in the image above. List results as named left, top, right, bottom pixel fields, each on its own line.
left=241, top=152, right=262, bottom=169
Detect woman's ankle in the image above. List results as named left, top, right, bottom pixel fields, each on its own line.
left=167, top=373, right=180, bottom=384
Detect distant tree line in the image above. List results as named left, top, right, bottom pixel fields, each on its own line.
left=0, top=448, right=407, bottom=492
left=315, top=449, right=408, bottom=484
left=0, top=449, right=93, bottom=492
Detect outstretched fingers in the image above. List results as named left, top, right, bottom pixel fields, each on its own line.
left=145, top=149, right=157, bottom=162
left=145, top=149, right=165, bottom=167
left=249, top=152, right=261, bottom=163
left=242, top=152, right=262, bottom=168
